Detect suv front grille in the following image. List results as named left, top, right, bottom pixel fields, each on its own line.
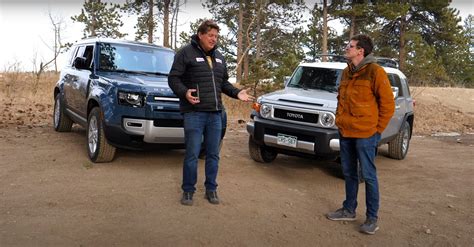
left=273, top=108, right=318, bottom=124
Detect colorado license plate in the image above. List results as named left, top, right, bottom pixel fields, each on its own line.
left=277, top=133, right=297, bottom=148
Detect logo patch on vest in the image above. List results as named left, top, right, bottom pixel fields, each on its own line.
left=196, top=57, right=205, bottom=62
left=216, top=58, right=222, bottom=64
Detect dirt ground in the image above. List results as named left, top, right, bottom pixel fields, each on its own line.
left=0, top=78, right=473, bottom=246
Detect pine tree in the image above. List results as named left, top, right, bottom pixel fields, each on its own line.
left=204, top=0, right=306, bottom=93
left=72, top=0, right=126, bottom=39
left=123, top=0, right=157, bottom=43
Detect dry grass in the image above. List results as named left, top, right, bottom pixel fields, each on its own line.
left=0, top=72, right=253, bottom=119
left=0, top=71, right=58, bottom=104
left=222, top=95, right=253, bottom=122
left=1, top=72, right=472, bottom=135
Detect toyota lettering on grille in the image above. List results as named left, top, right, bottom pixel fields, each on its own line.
left=287, top=112, right=304, bottom=119
left=274, top=108, right=318, bottom=123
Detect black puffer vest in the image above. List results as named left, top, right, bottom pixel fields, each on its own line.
left=168, top=35, right=241, bottom=113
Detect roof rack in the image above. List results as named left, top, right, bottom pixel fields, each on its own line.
left=304, top=54, right=347, bottom=63
left=304, top=54, right=399, bottom=69
left=375, top=57, right=399, bottom=69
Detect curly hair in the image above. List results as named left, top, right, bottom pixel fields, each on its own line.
left=197, top=20, right=220, bottom=34
left=351, top=34, right=373, bottom=57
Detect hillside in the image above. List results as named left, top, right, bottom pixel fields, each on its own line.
left=0, top=72, right=473, bottom=136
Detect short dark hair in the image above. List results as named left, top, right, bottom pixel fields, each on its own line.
left=197, top=20, right=220, bottom=34
left=351, top=34, right=373, bottom=57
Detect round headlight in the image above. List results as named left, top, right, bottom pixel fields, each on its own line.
left=320, top=112, right=335, bottom=127
left=260, top=104, right=272, bottom=118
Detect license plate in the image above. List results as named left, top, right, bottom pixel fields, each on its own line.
left=277, top=133, right=297, bottom=148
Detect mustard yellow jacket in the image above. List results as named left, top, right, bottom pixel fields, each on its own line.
left=336, top=56, right=395, bottom=138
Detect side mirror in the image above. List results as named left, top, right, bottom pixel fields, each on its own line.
left=391, top=86, right=399, bottom=99
left=284, top=76, right=291, bottom=87
left=73, top=56, right=89, bottom=70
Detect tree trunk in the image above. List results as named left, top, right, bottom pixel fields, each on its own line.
left=349, top=14, right=355, bottom=38
left=148, top=0, right=154, bottom=43
left=171, top=0, right=180, bottom=49
left=90, top=0, right=98, bottom=37
left=322, top=0, right=328, bottom=61
left=163, top=0, right=170, bottom=47
left=236, top=1, right=243, bottom=83
left=399, top=15, right=406, bottom=71
left=255, top=1, right=262, bottom=60
left=243, top=0, right=250, bottom=81
left=170, top=0, right=174, bottom=47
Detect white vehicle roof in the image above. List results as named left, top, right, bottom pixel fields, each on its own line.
left=298, top=61, right=405, bottom=78
left=299, top=62, right=348, bottom=69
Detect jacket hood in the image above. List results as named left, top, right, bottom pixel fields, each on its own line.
left=191, top=34, right=218, bottom=55
left=349, top=54, right=377, bottom=73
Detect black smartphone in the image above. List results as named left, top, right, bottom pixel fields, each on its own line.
left=191, top=84, right=200, bottom=98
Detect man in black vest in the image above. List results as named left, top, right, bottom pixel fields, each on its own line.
left=169, top=20, right=253, bottom=206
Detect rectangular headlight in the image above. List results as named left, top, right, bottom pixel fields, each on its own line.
left=118, top=91, right=144, bottom=107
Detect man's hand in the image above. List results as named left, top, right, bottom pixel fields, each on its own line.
left=237, top=89, right=255, bottom=102
left=186, top=89, right=200, bottom=105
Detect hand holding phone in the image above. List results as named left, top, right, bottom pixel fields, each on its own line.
left=187, top=87, right=200, bottom=105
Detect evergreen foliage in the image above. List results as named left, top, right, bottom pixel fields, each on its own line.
left=73, top=0, right=472, bottom=88
left=71, top=0, right=126, bottom=39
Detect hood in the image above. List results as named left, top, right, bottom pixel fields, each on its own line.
left=260, top=87, right=338, bottom=109
left=98, top=72, right=176, bottom=97
left=349, top=54, right=377, bottom=74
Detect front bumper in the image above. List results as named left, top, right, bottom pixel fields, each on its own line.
left=123, top=118, right=184, bottom=143
left=247, top=116, right=340, bottom=156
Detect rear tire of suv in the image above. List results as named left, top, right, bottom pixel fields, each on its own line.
left=248, top=136, right=277, bottom=163
left=53, top=95, right=73, bottom=132
left=388, top=120, right=411, bottom=160
left=87, top=107, right=116, bottom=163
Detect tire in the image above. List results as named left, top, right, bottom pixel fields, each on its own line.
left=248, top=136, right=277, bottom=163
left=388, top=120, right=411, bottom=160
left=87, top=107, right=116, bottom=163
left=53, top=94, right=73, bottom=132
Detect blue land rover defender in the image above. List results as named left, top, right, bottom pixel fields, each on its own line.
left=53, top=38, right=183, bottom=162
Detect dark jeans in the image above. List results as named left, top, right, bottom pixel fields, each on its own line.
left=182, top=111, right=222, bottom=193
left=340, top=132, right=381, bottom=219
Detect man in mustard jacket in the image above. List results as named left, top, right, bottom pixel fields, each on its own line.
left=326, top=34, right=395, bottom=235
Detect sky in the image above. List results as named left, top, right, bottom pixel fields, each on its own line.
left=0, top=0, right=473, bottom=72
left=0, top=0, right=211, bottom=71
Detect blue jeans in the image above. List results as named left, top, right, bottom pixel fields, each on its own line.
left=182, top=111, right=222, bottom=193
left=340, top=132, right=381, bottom=219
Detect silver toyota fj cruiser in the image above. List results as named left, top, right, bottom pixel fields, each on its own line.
left=247, top=56, right=414, bottom=163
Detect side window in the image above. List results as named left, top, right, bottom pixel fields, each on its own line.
left=387, top=73, right=404, bottom=97
left=83, top=45, right=94, bottom=69
left=401, top=77, right=411, bottom=97
left=68, top=46, right=79, bottom=66
left=76, top=46, right=86, bottom=60
left=75, top=45, right=94, bottom=69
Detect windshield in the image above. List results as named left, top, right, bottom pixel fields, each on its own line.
left=287, top=66, right=341, bottom=93
left=97, top=42, right=174, bottom=74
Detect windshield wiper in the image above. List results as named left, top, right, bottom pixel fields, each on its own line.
left=139, top=71, right=169, bottom=76
left=99, top=69, right=149, bottom=76
left=99, top=69, right=169, bottom=76
left=313, top=85, right=337, bottom=93
left=290, top=84, right=308, bottom=90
